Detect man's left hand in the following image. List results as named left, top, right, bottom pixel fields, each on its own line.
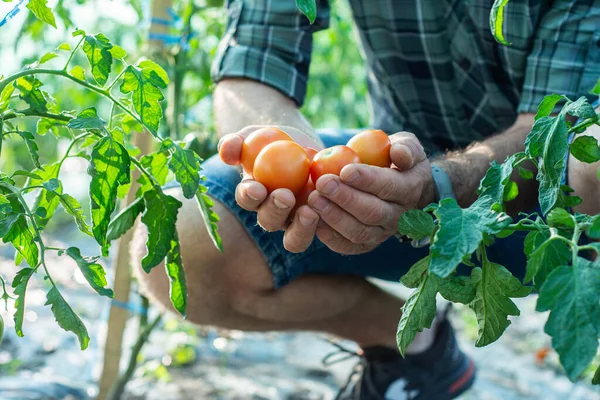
left=308, top=132, right=434, bottom=254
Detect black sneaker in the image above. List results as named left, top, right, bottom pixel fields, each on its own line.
left=328, top=318, right=476, bottom=400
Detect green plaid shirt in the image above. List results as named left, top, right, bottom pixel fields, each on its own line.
left=211, top=0, right=600, bottom=152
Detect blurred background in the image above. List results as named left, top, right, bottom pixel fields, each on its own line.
left=0, top=0, right=599, bottom=399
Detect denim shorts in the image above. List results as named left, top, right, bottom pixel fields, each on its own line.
left=170, top=128, right=537, bottom=289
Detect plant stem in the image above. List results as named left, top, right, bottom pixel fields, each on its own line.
left=130, top=157, right=160, bottom=186
left=569, top=113, right=600, bottom=134
left=63, top=36, right=85, bottom=72
left=58, top=132, right=92, bottom=170
left=106, top=313, right=163, bottom=400
left=106, top=68, right=126, bottom=91
left=2, top=109, right=72, bottom=122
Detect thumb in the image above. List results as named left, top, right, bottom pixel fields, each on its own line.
left=389, top=132, right=427, bottom=170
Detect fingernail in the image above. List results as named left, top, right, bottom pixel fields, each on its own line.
left=299, top=215, right=315, bottom=226
left=273, top=198, right=291, bottom=209
left=320, top=180, right=339, bottom=195
left=311, top=196, right=330, bottom=212
left=344, top=171, right=360, bottom=183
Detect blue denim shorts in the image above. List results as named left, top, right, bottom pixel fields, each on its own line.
left=174, top=128, right=535, bottom=289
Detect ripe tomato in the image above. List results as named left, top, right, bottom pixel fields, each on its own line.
left=310, top=145, right=360, bottom=183
left=240, top=127, right=292, bottom=174
left=291, top=179, right=315, bottom=216
left=304, top=147, right=318, bottom=163
left=254, top=141, right=310, bottom=194
left=347, top=129, right=391, bottom=167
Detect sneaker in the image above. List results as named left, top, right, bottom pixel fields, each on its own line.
left=329, top=318, right=476, bottom=400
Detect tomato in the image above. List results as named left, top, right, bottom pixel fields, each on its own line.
left=310, top=145, right=361, bottom=183
left=291, top=179, right=315, bottom=216
left=240, top=127, right=292, bottom=174
left=254, top=141, right=311, bottom=194
left=304, top=147, right=318, bottom=163
left=346, top=129, right=391, bottom=168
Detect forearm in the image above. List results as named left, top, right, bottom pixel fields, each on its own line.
left=434, top=113, right=537, bottom=212
left=213, top=78, right=323, bottom=146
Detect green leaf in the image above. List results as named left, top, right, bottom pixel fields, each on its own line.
left=396, top=272, right=438, bottom=356
left=140, top=187, right=182, bottom=272
left=0, top=214, right=19, bottom=239
left=535, top=94, right=563, bottom=120
left=586, top=215, right=600, bottom=239
left=15, top=130, right=41, bottom=169
left=546, top=208, right=575, bottom=230
left=523, top=230, right=570, bottom=288
left=28, top=163, right=61, bottom=229
left=65, top=247, right=113, bottom=297
left=69, top=66, right=86, bottom=81
left=67, top=107, right=106, bottom=130
left=503, top=181, right=519, bottom=202
left=0, top=84, right=15, bottom=113
left=536, top=258, right=600, bottom=380
left=39, top=52, right=58, bottom=64
left=58, top=193, right=93, bottom=236
left=106, top=196, right=145, bottom=242
left=518, top=166, right=534, bottom=180
left=14, top=76, right=48, bottom=113
left=82, top=34, right=113, bottom=86
left=477, top=156, right=517, bottom=208
left=195, top=184, right=223, bottom=252
left=165, top=232, right=187, bottom=317
left=119, top=61, right=169, bottom=135
left=400, top=256, right=430, bottom=289
left=37, top=118, right=67, bottom=137
left=469, top=254, right=532, bottom=347
left=437, top=273, right=479, bottom=304
left=489, top=0, right=511, bottom=45
left=12, top=268, right=35, bottom=337
left=167, top=144, right=201, bottom=199
left=109, top=45, right=127, bottom=59
left=591, top=79, right=600, bottom=96
left=593, top=364, right=600, bottom=385
left=26, top=0, right=57, bottom=28
left=45, top=287, right=90, bottom=350
left=57, top=43, right=71, bottom=51
left=295, top=0, right=317, bottom=24
left=429, top=198, right=511, bottom=278
left=0, top=195, right=11, bottom=215
left=397, top=209, right=435, bottom=241
left=88, top=137, right=131, bottom=256
left=136, top=151, right=170, bottom=195
left=570, top=136, right=600, bottom=163
left=42, top=178, right=60, bottom=192
left=11, top=170, right=42, bottom=180
left=1, top=193, right=38, bottom=268
left=565, top=96, right=596, bottom=120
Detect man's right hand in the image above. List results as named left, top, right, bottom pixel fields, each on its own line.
left=218, top=125, right=324, bottom=253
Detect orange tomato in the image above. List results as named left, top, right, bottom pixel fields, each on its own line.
left=254, top=141, right=311, bottom=194
left=240, top=127, right=292, bottom=174
left=310, top=145, right=361, bottom=183
left=347, top=129, right=391, bottom=167
left=304, top=147, right=318, bottom=163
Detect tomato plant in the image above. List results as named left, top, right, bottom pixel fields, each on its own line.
left=310, top=145, right=360, bottom=183
left=347, top=129, right=391, bottom=167
left=253, top=141, right=311, bottom=194
left=240, top=127, right=292, bottom=174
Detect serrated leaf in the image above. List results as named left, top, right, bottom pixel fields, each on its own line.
left=26, top=0, right=57, bottom=28
left=15, top=130, right=41, bottom=169
left=59, top=193, right=93, bottom=236
left=400, top=256, right=430, bottom=289
left=536, top=258, right=600, bottom=380
left=119, top=61, right=169, bottom=135
left=489, top=0, right=511, bottom=45
left=109, top=45, right=127, bottom=59
left=535, top=94, right=563, bottom=120
left=106, top=196, right=145, bottom=241
left=469, top=255, right=532, bottom=347
left=167, top=144, right=200, bottom=199
left=0, top=83, right=15, bottom=113
left=65, top=247, right=113, bottom=297
left=546, top=208, right=575, bottom=230
left=429, top=198, right=511, bottom=278
left=67, top=107, right=106, bottom=130
left=69, top=66, right=86, bottom=81
left=45, top=287, right=90, bottom=350
left=39, top=52, right=58, bottom=64
left=165, top=232, right=187, bottom=317
left=14, top=76, right=48, bottom=113
left=88, top=137, right=131, bottom=256
left=28, top=163, right=61, bottom=229
left=0, top=213, right=19, bottom=239
left=565, top=97, right=596, bottom=120
left=523, top=230, right=571, bottom=288
left=397, top=209, right=434, bottom=241
left=518, top=166, right=534, bottom=180
left=82, top=34, right=113, bottom=86
left=12, top=268, right=35, bottom=337
left=295, top=0, right=317, bottom=23
left=478, top=157, right=518, bottom=208
left=396, top=272, right=438, bottom=356
left=570, top=135, right=600, bottom=163
left=136, top=151, right=170, bottom=195
left=437, top=273, right=479, bottom=304
left=141, top=187, right=182, bottom=272
left=586, top=215, right=600, bottom=239
left=37, top=118, right=67, bottom=137
left=1, top=193, right=38, bottom=268
left=195, top=184, right=223, bottom=252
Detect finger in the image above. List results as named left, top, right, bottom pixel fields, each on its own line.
left=235, top=180, right=268, bottom=211
left=388, top=132, right=427, bottom=170
left=283, top=206, right=319, bottom=253
left=316, top=223, right=377, bottom=255
left=340, top=163, right=426, bottom=203
left=256, top=188, right=296, bottom=232
left=308, top=191, right=386, bottom=244
left=218, top=134, right=245, bottom=165
left=315, top=174, right=401, bottom=227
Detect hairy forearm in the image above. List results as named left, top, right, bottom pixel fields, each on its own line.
left=213, top=78, right=322, bottom=145
left=434, top=113, right=537, bottom=213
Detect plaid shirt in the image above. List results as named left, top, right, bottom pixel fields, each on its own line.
left=211, top=0, right=600, bottom=152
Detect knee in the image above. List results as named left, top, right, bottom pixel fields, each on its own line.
left=130, top=187, right=274, bottom=325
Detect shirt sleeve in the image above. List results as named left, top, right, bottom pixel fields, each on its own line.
left=518, top=0, right=600, bottom=114
left=211, top=0, right=330, bottom=106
